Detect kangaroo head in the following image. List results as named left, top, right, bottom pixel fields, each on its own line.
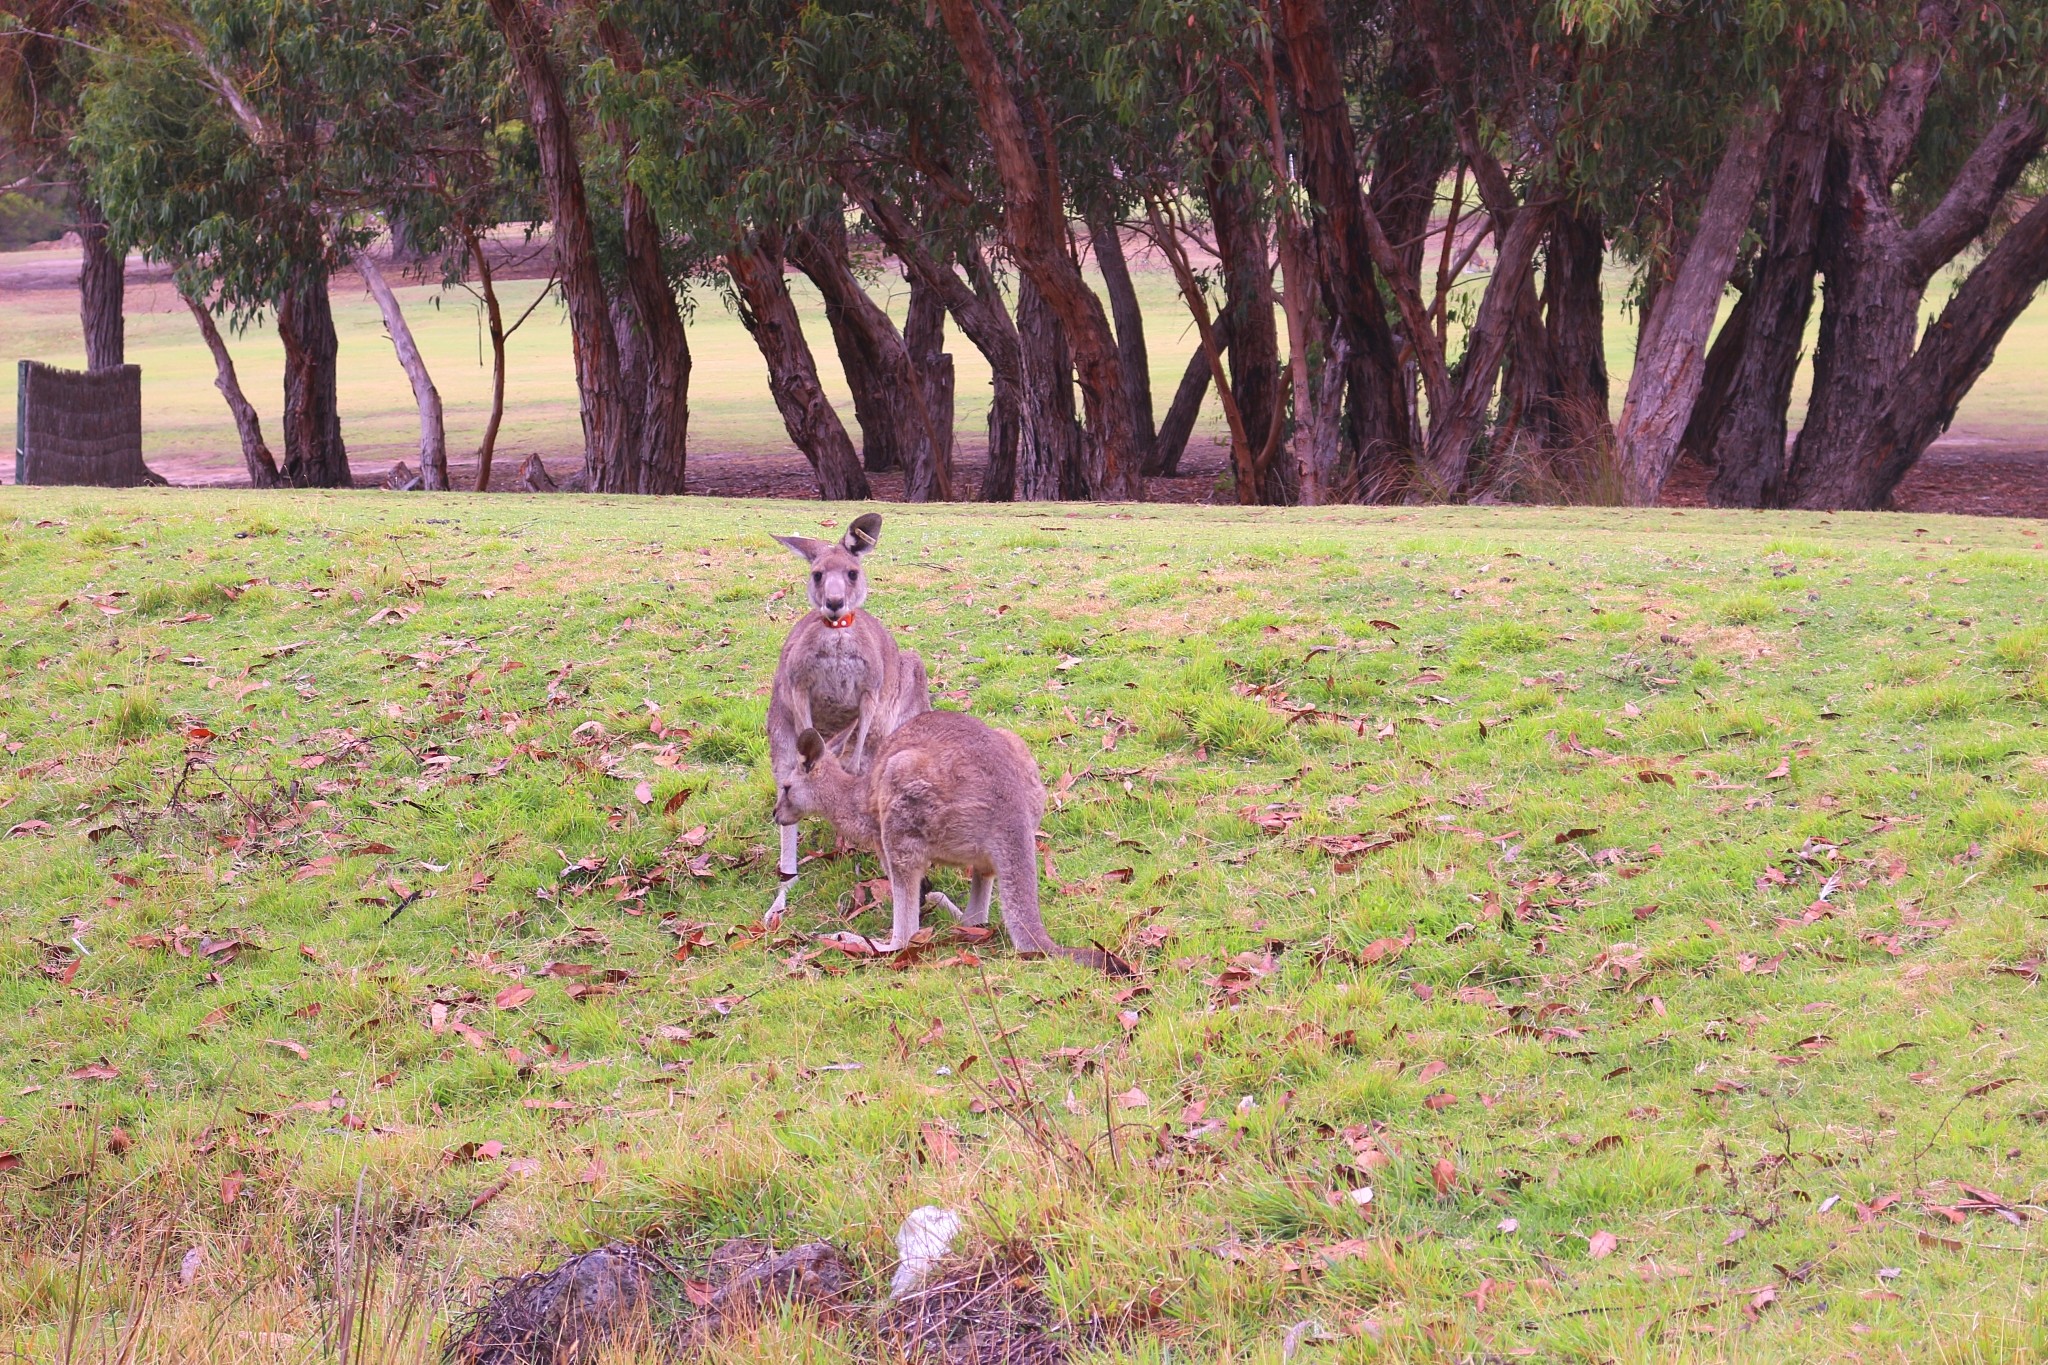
left=775, top=726, right=846, bottom=825
left=772, top=513, right=882, bottom=627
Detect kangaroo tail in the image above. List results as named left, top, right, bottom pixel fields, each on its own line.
left=1048, top=943, right=1136, bottom=976
left=993, top=836, right=1131, bottom=975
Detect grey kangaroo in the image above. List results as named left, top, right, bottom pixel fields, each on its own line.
left=766, top=513, right=929, bottom=918
left=777, top=709, right=1128, bottom=974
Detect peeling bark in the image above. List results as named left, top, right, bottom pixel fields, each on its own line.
left=790, top=216, right=950, bottom=500
left=1615, top=102, right=1779, bottom=504
left=355, top=249, right=448, bottom=491
left=727, top=234, right=871, bottom=501
left=78, top=194, right=124, bottom=370
left=935, top=0, right=1144, bottom=498
left=274, top=267, right=351, bottom=488
left=486, top=0, right=636, bottom=493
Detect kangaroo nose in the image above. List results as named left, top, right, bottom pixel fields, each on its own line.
left=823, top=597, right=845, bottom=613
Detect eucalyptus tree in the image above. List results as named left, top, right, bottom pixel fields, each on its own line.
left=486, top=0, right=693, bottom=494
left=1770, top=0, right=2048, bottom=509
left=356, top=0, right=544, bottom=492
left=1, top=0, right=128, bottom=368
left=79, top=26, right=357, bottom=486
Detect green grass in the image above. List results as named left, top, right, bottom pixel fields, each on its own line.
left=3, top=491, right=2048, bottom=1361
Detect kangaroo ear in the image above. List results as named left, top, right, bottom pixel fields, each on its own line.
left=797, top=728, right=826, bottom=768
left=843, top=513, right=882, bottom=558
left=772, top=533, right=827, bottom=563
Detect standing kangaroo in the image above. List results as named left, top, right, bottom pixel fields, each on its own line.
left=766, top=513, right=929, bottom=918
left=778, top=709, right=1128, bottom=973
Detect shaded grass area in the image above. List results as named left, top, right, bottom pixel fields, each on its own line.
left=2, top=490, right=2048, bottom=1360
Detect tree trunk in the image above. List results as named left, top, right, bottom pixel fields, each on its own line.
left=1205, top=163, right=1292, bottom=504
left=1781, top=75, right=2044, bottom=507
left=1152, top=340, right=1211, bottom=479
left=1545, top=209, right=1611, bottom=449
left=905, top=274, right=956, bottom=477
left=78, top=194, right=124, bottom=370
left=354, top=249, right=449, bottom=491
left=727, top=235, right=871, bottom=500
left=486, top=0, right=635, bottom=493
left=790, top=216, right=950, bottom=501
left=1615, top=102, right=1779, bottom=504
left=581, top=11, right=691, bottom=494
left=934, top=0, right=1144, bottom=499
left=468, top=232, right=508, bottom=491
left=611, top=164, right=689, bottom=497
left=1694, top=77, right=1830, bottom=506
left=1153, top=312, right=1231, bottom=478
left=1420, top=203, right=1553, bottom=495
left=833, top=310, right=901, bottom=473
left=1275, top=0, right=1413, bottom=499
left=1496, top=207, right=1612, bottom=487
left=180, top=286, right=279, bottom=488
left=1013, top=273, right=1086, bottom=500
left=1087, top=212, right=1156, bottom=469
left=1820, top=191, right=2048, bottom=507
left=274, top=266, right=351, bottom=488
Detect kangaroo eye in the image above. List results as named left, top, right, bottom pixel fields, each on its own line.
left=811, top=571, right=821, bottom=584
left=847, top=568, right=859, bottom=581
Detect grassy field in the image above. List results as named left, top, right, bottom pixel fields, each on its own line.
left=2, top=490, right=2048, bottom=1361
left=3, top=243, right=2045, bottom=484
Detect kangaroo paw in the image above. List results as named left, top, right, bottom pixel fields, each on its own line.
left=922, top=890, right=973, bottom=923
left=764, top=874, right=796, bottom=929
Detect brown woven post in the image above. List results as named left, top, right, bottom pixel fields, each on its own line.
left=15, top=361, right=163, bottom=487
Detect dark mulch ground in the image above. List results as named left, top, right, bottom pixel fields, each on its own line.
left=444, top=1237, right=1090, bottom=1365
left=1658, top=442, right=2048, bottom=518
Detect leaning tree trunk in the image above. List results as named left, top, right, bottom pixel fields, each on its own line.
left=355, top=249, right=449, bottom=490
left=905, top=275, right=956, bottom=479
left=78, top=194, right=125, bottom=370
left=790, top=216, right=951, bottom=501
left=1087, top=212, right=1156, bottom=471
left=1693, top=76, right=1830, bottom=507
left=727, top=235, right=871, bottom=500
left=468, top=231, right=508, bottom=491
left=1615, top=103, right=1779, bottom=505
left=275, top=266, right=351, bottom=488
left=486, top=0, right=635, bottom=492
left=798, top=225, right=899, bottom=474
left=1152, top=317, right=1229, bottom=479
left=180, top=285, right=279, bottom=488
left=934, top=0, right=1144, bottom=499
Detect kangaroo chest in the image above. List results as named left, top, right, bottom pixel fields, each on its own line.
left=797, top=629, right=878, bottom=727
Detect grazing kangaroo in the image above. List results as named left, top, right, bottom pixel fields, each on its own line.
left=780, top=709, right=1128, bottom=973
left=766, top=513, right=930, bottom=918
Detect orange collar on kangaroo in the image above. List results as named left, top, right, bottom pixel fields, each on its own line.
left=824, top=611, right=856, bottom=628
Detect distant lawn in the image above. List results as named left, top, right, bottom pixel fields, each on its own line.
left=3, top=490, right=2048, bottom=1359
left=4, top=245, right=2045, bottom=483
